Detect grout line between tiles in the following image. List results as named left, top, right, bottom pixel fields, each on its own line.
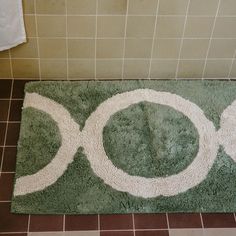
left=23, top=13, right=236, bottom=17
left=0, top=80, right=13, bottom=177
left=94, top=0, right=98, bottom=80
left=8, top=50, right=13, bottom=79
left=2, top=227, right=236, bottom=234
left=175, top=0, right=191, bottom=79
left=65, top=0, right=69, bottom=81
left=202, top=0, right=222, bottom=79
left=63, top=214, right=65, bottom=232
left=34, top=0, right=41, bottom=81
left=121, top=0, right=129, bottom=80
left=132, top=213, right=136, bottom=236
left=3, top=57, right=235, bottom=61
left=14, top=36, right=236, bottom=40
left=147, top=0, right=160, bottom=79
left=27, top=214, right=31, bottom=235
left=200, top=213, right=204, bottom=228
left=166, top=213, right=170, bottom=230
left=228, top=49, right=236, bottom=80
left=98, top=214, right=100, bottom=234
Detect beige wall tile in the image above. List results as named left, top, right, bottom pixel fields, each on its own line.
left=40, top=60, right=67, bottom=79
left=36, top=0, right=66, bottom=14
left=208, top=39, right=236, bottom=58
left=98, top=0, right=127, bottom=15
left=37, top=16, right=66, bottom=37
left=188, top=0, right=219, bottom=16
left=69, top=60, right=95, bottom=79
left=156, top=16, right=185, bottom=38
left=150, top=60, right=177, bottom=78
left=158, top=0, right=189, bottom=15
left=96, top=59, right=122, bottom=78
left=0, top=60, right=11, bottom=78
left=0, top=50, right=9, bottom=58
left=97, top=39, right=124, bottom=58
left=177, top=60, right=205, bottom=78
left=123, top=59, right=149, bottom=78
left=125, top=39, right=152, bottom=58
left=128, top=0, right=158, bottom=15
left=67, top=0, right=96, bottom=14
left=67, top=16, right=95, bottom=37
left=39, top=39, right=66, bottom=58
left=24, top=15, right=36, bottom=37
left=153, top=39, right=181, bottom=59
left=204, top=59, right=232, bottom=78
left=180, top=39, right=209, bottom=59
left=68, top=39, right=95, bottom=58
left=213, top=17, right=236, bottom=38
left=23, top=0, right=35, bottom=14
left=97, top=16, right=125, bottom=38
left=11, top=38, right=38, bottom=58
left=219, top=0, right=236, bottom=15
left=169, top=229, right=204, bottom=236
left=185, top=17, right=214, bottom=38
left=12, top=59, right=39, bottom=78
left=126, top=16, right=155, bottom=37
left=204, top=228, right=236, bottom=236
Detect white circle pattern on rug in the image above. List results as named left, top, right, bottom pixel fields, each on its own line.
left=14, top=89, right=235, bottom=198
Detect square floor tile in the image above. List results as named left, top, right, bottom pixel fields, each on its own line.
left=65, top=231, right=100, bottom=236
left=9, top=100, right=23, bottom=121
left=0, top=123, right=7, bottom=146
left=29, top=215, right=64, bottom=232
left=100, top=214, right=133, bottom=230
left=0, top=173, right=14, bottom=200
left=2, top=147, right=17, bottom=172
left=134, top=214, right=168, bottom=229
left=202, top=213, right=236, bottom=228
left=0, top=100, right=9, bottom=121
left=6, top=123, right=20, bottom=145
left=12, top=80, right=30, bottom=99
left=65, top=215, right=98, bottom=231
left=0, top=147, right=2, bottom=167
left=136, top=230, right=169, bottom=236
left=168, top=213, right=202, bottom=228
left=1, top=234, right=27, bottom=236
left=0, top=80, right=12, bottom=98
left=0, top=202, right=28, bottom=232
left=100, top=231, right=134, bottom=236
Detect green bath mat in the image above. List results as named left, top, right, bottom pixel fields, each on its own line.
left=12, top=80, right=236, bottom=214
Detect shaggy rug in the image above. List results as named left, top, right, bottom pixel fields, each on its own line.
left=12, top=80, right=236, bottom=214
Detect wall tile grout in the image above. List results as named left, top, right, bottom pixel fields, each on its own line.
left=202, top=0, right=222, bottom=79
left=65, top=0, right=69, bottom=80
left=147, top=0, right=160, bottom=79
left=121, top=0, right=129, bottom=80
left=175, top=0, right=191, bottom=79
left=228, top=49, right=236, bottom=80
left=34, top=0, right=42, bottom=81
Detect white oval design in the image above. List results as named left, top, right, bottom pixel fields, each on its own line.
left=217, top=99, right=236, bottom=162
left=82, top=89, right=218, bottom=198
left=14, top=89, right=221, bottom=198
left=14, top=93, right=81, bottom=196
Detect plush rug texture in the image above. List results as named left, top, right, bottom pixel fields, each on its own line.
left=11, top=80, right=236, bottom=214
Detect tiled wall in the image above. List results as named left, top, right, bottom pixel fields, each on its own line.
left=1, top=0, right=236, bottom=80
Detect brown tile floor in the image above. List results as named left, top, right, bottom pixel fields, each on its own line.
left=0, top=79, right=236, bottom=236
